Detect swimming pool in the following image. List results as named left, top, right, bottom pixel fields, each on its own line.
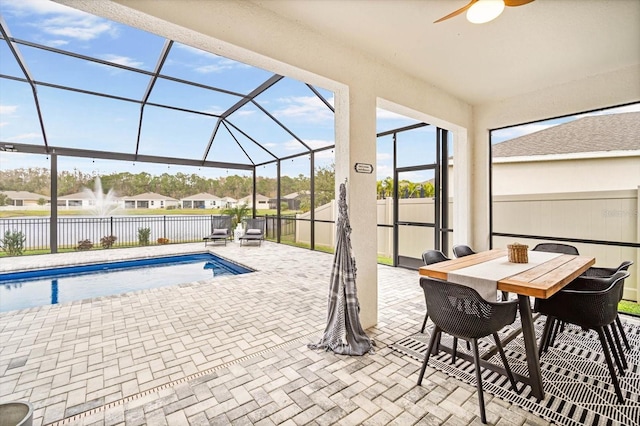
left=0, top=253, right=252, bottom=313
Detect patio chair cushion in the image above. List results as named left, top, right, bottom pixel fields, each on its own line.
left=246, top=229, right=262, bottom=235
left=212, top=229, right=228, bottom=235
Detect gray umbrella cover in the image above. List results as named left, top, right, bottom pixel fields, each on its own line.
left=308, top=183, right=374, bottom=355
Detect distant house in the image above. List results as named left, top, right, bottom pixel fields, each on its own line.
left=181, top=193, right=222, bottom=209
left=272, top=191, right=309, bottom=210
left=0, top=190, right=50, bottom=208
left=491, top=112, right=640, bottom=195
left=57, top=191, right=95, bottom=209
left=238, top=194, right=270, bottom=210
left=121, top=192, right=178, bottom=209
left=220, top=196, right=237, bottom=209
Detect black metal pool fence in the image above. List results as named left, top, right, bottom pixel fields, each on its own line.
left=0, top=214, right=301, bottom=253
left=0, top=215, right=214, bottom=252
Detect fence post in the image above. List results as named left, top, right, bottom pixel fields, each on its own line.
left=164, top=215, right=167, bottom=239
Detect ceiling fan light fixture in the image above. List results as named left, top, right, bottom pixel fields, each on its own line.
left=466, top=0, right=505, bottom=24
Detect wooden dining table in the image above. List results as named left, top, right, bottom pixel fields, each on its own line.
left=418, top=248, right=595, bottom=400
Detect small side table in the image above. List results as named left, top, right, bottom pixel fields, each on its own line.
left=234, top=227, right=244, bottom=243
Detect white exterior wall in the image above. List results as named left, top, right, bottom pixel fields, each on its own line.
left=493, top=155, right=640, bottom=195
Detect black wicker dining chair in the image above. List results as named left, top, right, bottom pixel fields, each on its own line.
left=531, top=242, right=580, bottom=333
left=420, top=250, right=449, bottom=333
left=452, top=244, right=476, bottom=258
left=581, top=261, right=634, bottom=350
left=581, top=260, right=633, bottom=278
left=417, top=277, right=520, bottom=424
left=536, top=271, right=630, bottom=404
left=422, top=249, right=449, bottom=266
left=532, top=243, right=579, bottom=255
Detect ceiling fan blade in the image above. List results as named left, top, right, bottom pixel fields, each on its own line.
left=433, top=0, right=477, bottom=23
left=504, top=0, right=535, bottom=6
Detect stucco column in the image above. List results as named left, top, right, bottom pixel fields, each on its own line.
left=334, top=85, right=378, bottom=329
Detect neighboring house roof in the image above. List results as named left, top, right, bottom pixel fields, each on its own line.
left=181, top=192, right=221, bottom=201
left=492, top=112, right=640, bottom=158
left=124, top=192, right=177, bottom=201
left=221, top=196, right=237, bottom=202
left=281, top=191, right=309, bottom=200
left=58, top=191, right=95, bottom=200
left=239, top=194, right=269, bottom=202
left=0, top=190, right=50, bottom=200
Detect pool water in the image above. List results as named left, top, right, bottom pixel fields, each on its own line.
left=0, top=253, right=251, bottom=313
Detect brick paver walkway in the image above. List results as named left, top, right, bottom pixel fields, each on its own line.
left=1, top=242, right=554, bottom=425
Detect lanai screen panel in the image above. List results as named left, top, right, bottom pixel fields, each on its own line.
left=37, top=86, right=140, bottom=153
left=160, top=42, right=275, bottom=96
left=146, top=77, right=241, bottom=115
left=396, top=126, right=437, bottom=168
left=17, top=44, right=150, bottom=99
left=206, top=124, right=276, bottom=165
left=0, top=79, right=44, bottom=146
left=253, top=78, right=335, bottom=151
left=230, top=103, right=309, bottom=159
left=0, top=1, right=336, bottom=170
left=137, top=106, right=219, bottom=160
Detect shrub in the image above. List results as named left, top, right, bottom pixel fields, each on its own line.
left=138, top=227, right=151, bottom=246
left=157, top=237, right=170, bottom=245
left=100, top=235, right=117, bottom=249
left=77, top=239, right=93, bottom=251
left=0, top=229, right=26, bottom=256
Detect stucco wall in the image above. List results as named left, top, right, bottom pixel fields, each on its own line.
left=493, top=155, right=640, bottom=195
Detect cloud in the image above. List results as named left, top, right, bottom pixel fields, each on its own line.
left=272, top=96, right=333, bottom=123
left=7, top=132, right=41, bottom=141
left=304, top=139, right=334, bottom=149
left=315, top=149, right=335, bottom=160
left=48, top=39, right=69, bottom=47
left=194, top=64, right=230, bottom=74
left=377, top=152, right=392, bottom=161
left=174, top=44, right=251, bottom=72
left=99, top=55, right=143, bottom=68
left=2, top=0, right=117, bottom=42
left=204, top=107, right=226, bottom=116
left=2, top=0, right=77, bottom=16
left=0, top=122, right=7, bottom=128
left=492, top=123, right=558, bottom=141
left=41, top=16, right=115, bottom=41
left=577, top=103, right=640, bottom=118
left=376, top=164, right=393, bottom=180
left=0, top=105, right=18, bottom=115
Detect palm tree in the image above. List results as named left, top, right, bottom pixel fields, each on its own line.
left=223, top=203, right=250, bottom=229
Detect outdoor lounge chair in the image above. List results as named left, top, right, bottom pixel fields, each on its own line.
left=203, top=215, right=232, bottom=246
left=239, top=218, right=265, bottom=246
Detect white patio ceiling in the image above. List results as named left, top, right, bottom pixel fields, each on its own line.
left=251, top=0, right=640, bottom=106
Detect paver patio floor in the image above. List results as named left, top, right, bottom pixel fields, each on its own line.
left=1, top=242, right=561, bottom=425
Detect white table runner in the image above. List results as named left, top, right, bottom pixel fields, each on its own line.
left=447, top=251, right=562, bottom=301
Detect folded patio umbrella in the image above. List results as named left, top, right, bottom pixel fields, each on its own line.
left=308, top=182, right=374, bottom=355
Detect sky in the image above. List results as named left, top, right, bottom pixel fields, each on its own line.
left=490, top=103, right=640, bottom=144
left=1, top=0, right=637, bottom=188
left=0, top=0, right=417, bottom=183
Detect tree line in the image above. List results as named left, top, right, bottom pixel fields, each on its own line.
left=0, top=166, right=337, bottom=210
left=0, top=165, right=433, bottom=209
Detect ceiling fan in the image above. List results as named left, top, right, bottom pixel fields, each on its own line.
left=434, top=0, right=535, bottom=24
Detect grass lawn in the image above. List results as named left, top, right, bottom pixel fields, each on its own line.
left=619, top=300, right=640, bottom=317
left=0, top=208, right=303, bottom=218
